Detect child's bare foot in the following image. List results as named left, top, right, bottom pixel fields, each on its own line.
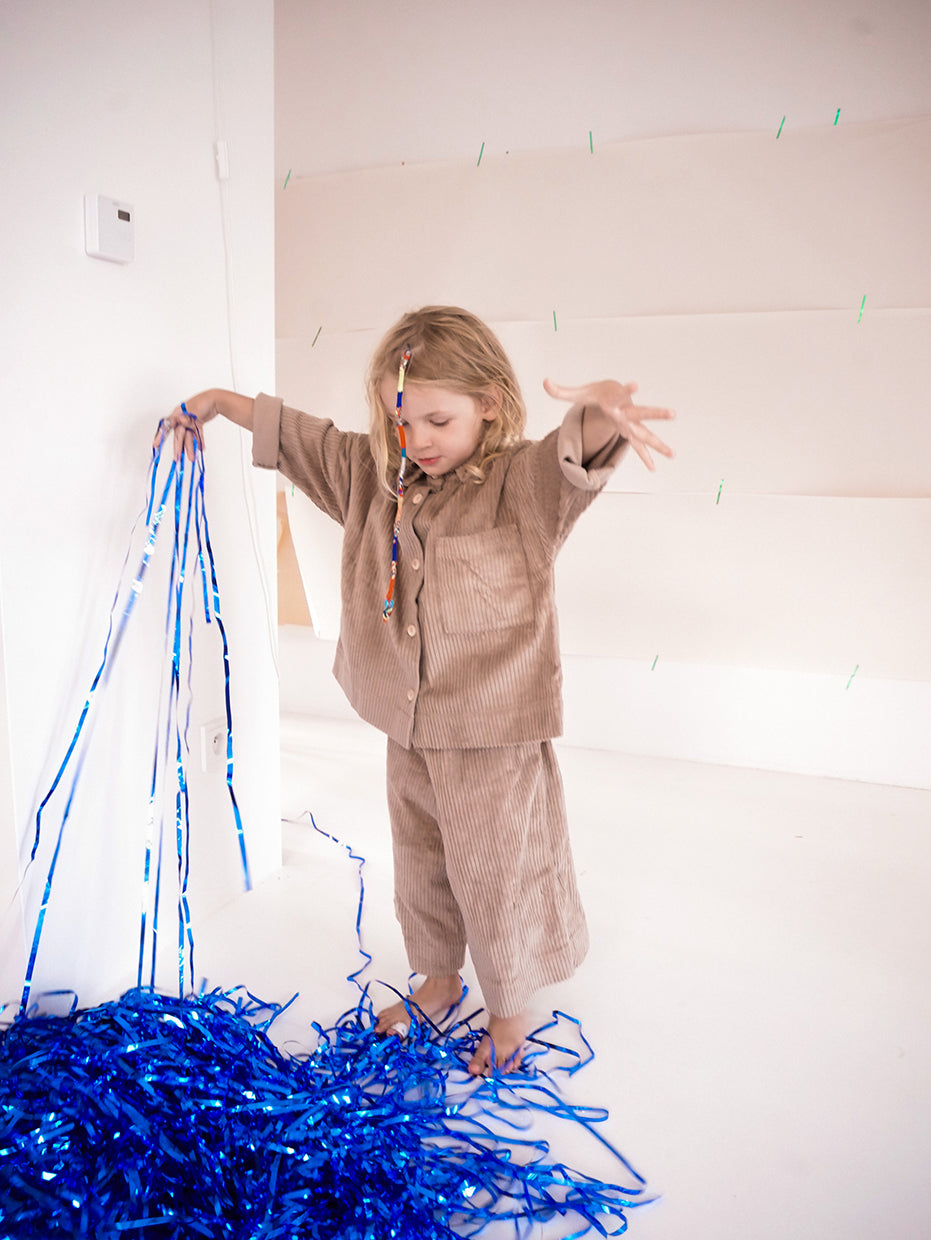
left=467, top=1011, right=528, bottom=1076
left=375, top=974, right=464, bottom=1037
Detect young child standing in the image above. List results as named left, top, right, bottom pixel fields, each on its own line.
left=162, top=306, right=674, bottom=1075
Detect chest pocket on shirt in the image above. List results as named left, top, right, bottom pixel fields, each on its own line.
left=434, top=525, right=533, bottom=634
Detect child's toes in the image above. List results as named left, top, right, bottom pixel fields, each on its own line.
left=375, top=1003, right=410, bottom=1037
left=467, top=1035, right=494, bottom=1076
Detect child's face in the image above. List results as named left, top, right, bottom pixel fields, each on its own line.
left=378, top=377, right=498, bottom=477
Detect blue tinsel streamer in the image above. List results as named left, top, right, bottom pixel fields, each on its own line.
left=1, top=426, right=652, bottom=1237
left=19, top=431, right=249, bottom=1017
left=0, top=985, right=649, bottom=1238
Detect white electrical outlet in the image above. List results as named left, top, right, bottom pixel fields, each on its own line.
left=200, top=717, right=228, bottom=773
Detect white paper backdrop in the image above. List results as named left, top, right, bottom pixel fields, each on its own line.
left=275, top=119, right=930, bottom=786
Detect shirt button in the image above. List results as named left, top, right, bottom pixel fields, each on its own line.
left=407, top=625, right=416, bottom=637
left=410, top=559, right=420, bottom=571
left=406, top=689, right=415, bottom=702
left=412, top=493, right=423, bottom=505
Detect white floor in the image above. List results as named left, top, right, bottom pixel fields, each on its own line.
left=195, top=715, right=930, bottom=1240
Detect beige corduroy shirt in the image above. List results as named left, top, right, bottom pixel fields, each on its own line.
left=252, top=393, right=625, bottom=750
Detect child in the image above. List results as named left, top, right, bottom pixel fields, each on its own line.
left=161, top=306, right=674, bottom=1075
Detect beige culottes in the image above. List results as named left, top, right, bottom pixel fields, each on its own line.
left=386, top=739, right=589, bottom=1018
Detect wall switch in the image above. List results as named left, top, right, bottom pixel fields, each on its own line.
left=84, top=194, right=134, bottom=263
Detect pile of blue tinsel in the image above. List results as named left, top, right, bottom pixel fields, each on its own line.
left=0, top=986, right=647, bottom=1238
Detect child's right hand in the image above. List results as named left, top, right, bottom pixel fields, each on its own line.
left=154, top=391, right=217, bottom=461
left=154, top=389, right=255, bottom=460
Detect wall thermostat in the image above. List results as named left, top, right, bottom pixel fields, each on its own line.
left=84, top=194, right=134, bottom=263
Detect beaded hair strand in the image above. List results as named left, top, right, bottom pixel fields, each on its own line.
left=382, top=347, right=413, bottom=620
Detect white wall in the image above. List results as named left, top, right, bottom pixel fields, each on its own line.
left=0, top=0, right=278, bottom=1008
left=0, top=572, right=23, bottom=1009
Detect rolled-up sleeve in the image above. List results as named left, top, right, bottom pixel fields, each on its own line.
left=251, top=392, right=282, bottom=469
left=249, top=393, right=365, bottom=526
left=556, top=403, right=627, bottom=491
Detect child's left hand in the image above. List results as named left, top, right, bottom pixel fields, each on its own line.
left=543, top=377, right=675, bottom=471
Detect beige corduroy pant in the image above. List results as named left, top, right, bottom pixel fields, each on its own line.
left=386, top=739, right=589, bottom=1018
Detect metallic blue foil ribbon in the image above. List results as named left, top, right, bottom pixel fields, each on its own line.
left=19, top=426, right=251, bottom=1015
left=2, top=966, right=651, bottom=1238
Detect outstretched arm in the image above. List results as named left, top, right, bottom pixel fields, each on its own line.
left=543, top=378, right=675, bottom=472
left=155, top=388, right=255, bottom=460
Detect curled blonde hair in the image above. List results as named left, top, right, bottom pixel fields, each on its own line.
left=366, top=306, right=527, bottom=496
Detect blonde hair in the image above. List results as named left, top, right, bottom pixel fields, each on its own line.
left=366, top=306, right=526, bottom=496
